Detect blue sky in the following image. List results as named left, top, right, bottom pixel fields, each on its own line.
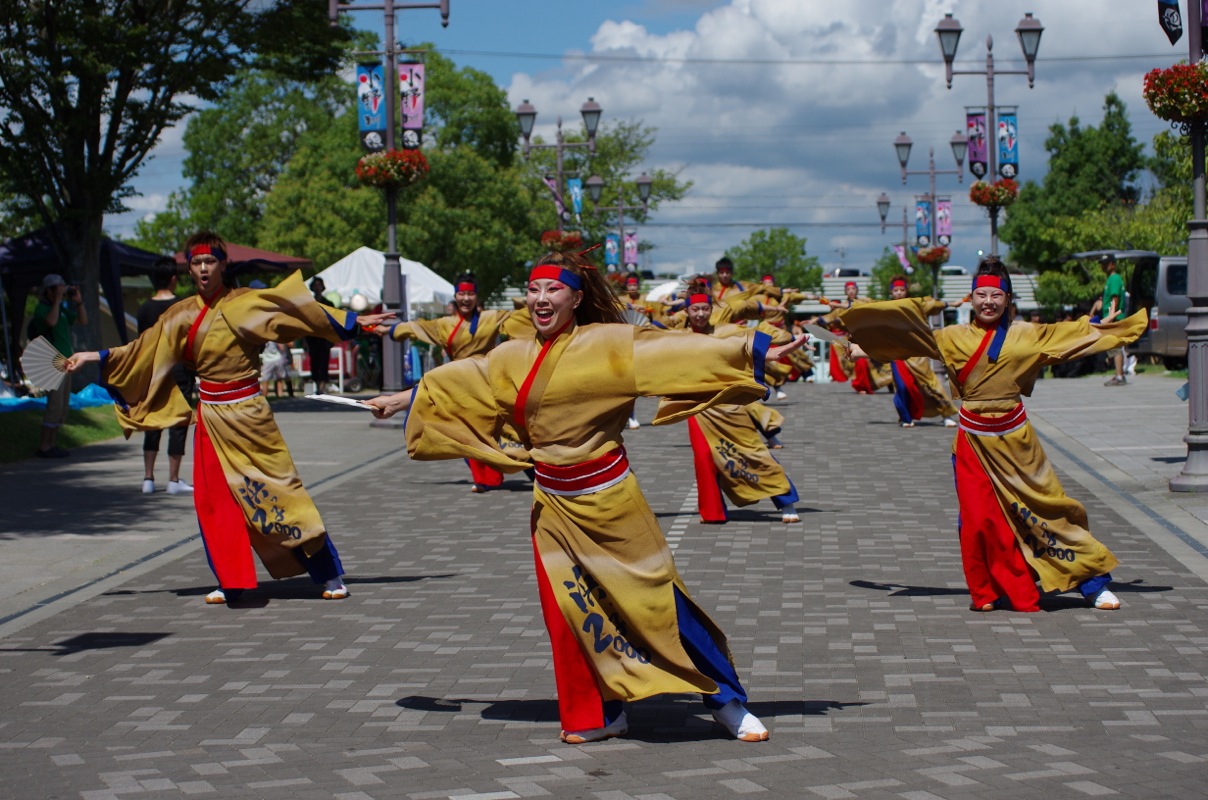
left=108, top=0, right=1189, bottom=276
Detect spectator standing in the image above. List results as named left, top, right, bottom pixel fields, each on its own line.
left=29, top=273, right=86, bottom=458
left=305, top=278, right=333, bottom=394
left=136, top=259, right=195, bottom=494
left=1101, top=255, right=1128, bottom=386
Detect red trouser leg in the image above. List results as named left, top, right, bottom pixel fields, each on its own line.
left=467, top=459, right=504, bottom=487
left=193, top=415, right=258, bottom=589
left=532, top=534, right=605, bottom=732
left=828, top=346, right=848, bottom=382
left=688, top=417, right=727, bottom=522
left=851, top=358, right=873, bottom=393
left=954, top=432, right=1040, bottom=612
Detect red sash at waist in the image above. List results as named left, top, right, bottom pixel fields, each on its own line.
left=533, top=447, right=631, bottom=496
left=199, top=378, right=261, bottom=405
left=958, top=403, right=1027, bottom=436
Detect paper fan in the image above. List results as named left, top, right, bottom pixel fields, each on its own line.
left=21, top=336, right=69, bottom=391
left=624, top=307, right=652, bottom=327
left=803, top=323, right=849, bottom=347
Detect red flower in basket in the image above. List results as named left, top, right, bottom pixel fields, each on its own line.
left=355, top=149, right=429, bottom=189
left=1143, top=61, right=1208, bottom=124
left=916, top=245, right=950, bottom=267
left=969, top=178, right=1018, bottom=208
left=540, top=230, right=584, bottom=252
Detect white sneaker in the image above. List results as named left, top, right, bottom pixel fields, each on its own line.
left=944, top=417, right=958, bottom=428
left=626, top=417, right=640, bottom=430
left=141, top=479, right=155, bottom=494
left=1125, top=355, right=1137, bottom=375
left=711, top=699, right=769, bottom=742
left=775, top=390, right=788, bottom=400
left=167, top=480, right=194, bottom=495
left=560, top=711, right=628, bottom=744
left=1091, top=588, right=1121, bottom=610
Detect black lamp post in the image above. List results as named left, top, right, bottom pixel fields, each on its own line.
left=586, top=173, right=653, bottom=271
left=936, top=12, right=1043, bottom=256
left=328, top=0, right=450, bottom=409
left=515, top=98, right=602, bottom=232
left=894, top=130, right=967, bottom=300
left=876, top=192, right=911, bottom=262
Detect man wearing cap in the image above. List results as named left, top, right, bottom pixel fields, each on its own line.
left=1100, top=255, right=1128, bottom=386
left=29, top=273, right=87, bottom=458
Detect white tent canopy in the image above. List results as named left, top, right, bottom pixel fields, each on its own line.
left=312, top=247, right=454, bottom=313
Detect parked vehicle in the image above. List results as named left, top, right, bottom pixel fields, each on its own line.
left=1069, top=250, right=1188, bottom=369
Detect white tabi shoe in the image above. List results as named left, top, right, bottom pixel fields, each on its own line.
left=560, top=711, right=628, bottom=744
left=775, top=390, right=788, bottom=400
left=322, top=578, right=349, bottom=600
left=205, top=589, right=227, bottom=605
left=711, top=699, right=769, bottom=742
left=943, top=416, right=958, bottom=428
left=626, top=417, right=641, bottom=430
left=1091, top=588, right=1121, bottom=610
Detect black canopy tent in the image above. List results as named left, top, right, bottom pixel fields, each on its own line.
left=0, top=229, right=162, bottom=385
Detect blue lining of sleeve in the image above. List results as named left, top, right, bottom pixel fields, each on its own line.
left=329, top=309, right=358, bottom=341
left=752, top=330, right=771, bottom=388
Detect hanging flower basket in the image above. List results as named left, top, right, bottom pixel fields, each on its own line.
left=1143, top=61, right=1208, bottom=123
left=355, top=149, right=429, bottom=189
left=540, top=230, right=583, bottom=252
left=969, top=178, right=1018, bottom=208
left=916, top=245, right=950, bottom=268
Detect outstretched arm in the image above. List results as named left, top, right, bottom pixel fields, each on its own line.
left=364, top=387, right=416, bottom=419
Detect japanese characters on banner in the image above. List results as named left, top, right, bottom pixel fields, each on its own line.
left=604, top=233, right=620, bottom=267
left=935, top=199, right=952, bottom=246
left=966, top=109, right=988, bottom=179
left=997, top=108, right=1019, bottom=179
left=623, top=232, right=639, bottom=267
left=356, top=63, right=387, bottom=152
left=915, top=199, right=932, bottom=247
left=566, top=178, right=584, bottom=220
left=399, top=62, right=425, bottom=150
left=892, top=244, right=914, bottom=274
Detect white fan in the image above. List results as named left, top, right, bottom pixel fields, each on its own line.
left=624, top=307, right=652, bottom=327
left=20, top=336, right=69, bottom=391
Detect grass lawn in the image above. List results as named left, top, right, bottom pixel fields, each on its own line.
left=0, top=406, right=124, bottom=465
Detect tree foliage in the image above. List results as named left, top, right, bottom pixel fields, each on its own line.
left=868, top=248, right=931, bottom=299
left=0, top=0, right=349, bottom=362
left=723, top=228, right=823, bottom=291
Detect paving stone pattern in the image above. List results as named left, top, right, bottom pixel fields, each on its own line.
left=2, top=382, right=1207, bottom=799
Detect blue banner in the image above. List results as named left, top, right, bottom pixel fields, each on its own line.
left=604, top=233, right=620, bottom=267
left=997, top=109, right=1019, bottom=179
left=915, top=200, right=931, bottom=247
left=566, top=178, right=583, bottom=219
left=356, top=63, right=387, bottom=152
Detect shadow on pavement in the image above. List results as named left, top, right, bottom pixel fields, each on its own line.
left=0, top=631, right=171, bottom=656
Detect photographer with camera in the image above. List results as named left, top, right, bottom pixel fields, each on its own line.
left=29, top=273, right=87, bottom=458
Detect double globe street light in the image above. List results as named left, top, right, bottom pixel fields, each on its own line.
left=515, top=97, right=602, bottom=232
left=585, top=173, right=653, bottom=271
left=889, top=129, right=967, bottom=301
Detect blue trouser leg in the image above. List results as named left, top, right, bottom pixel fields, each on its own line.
left=1078, top=572, right=1112, bottom=599
left=292, top=535, right=344, bottom=584
left=674, top=587, right=747, bottom=710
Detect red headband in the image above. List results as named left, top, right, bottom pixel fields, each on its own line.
left=973, top=275, right=1009, bottom=293
left=891, top=279, right=907, bottom=289
left=529, top=265, right=582, bottom=290
left=456, top=282, right=476, bottom=293
left=762, top=274, right=774, bottom=282
left=688, top=293, right=711, bottom=306
left=626, top=278, right=639, bottom=287
left=187, top=244, right=227, bottom=262
left=844, top=281, right=857, bottom=290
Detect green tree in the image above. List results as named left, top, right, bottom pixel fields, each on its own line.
left=724, top=228, right=823, bottom=291
left=868, top=248, right=931, bottom=299
left=0, top=0, right=349, bottom=364
left=1000, top=92, right=1145, bottom=273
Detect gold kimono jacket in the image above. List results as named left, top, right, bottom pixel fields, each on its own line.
left=406, top=322, right=771, bottom=704
left=100, top=272, right=358, bottom=577
left=682, top=322, right=795, bottom=507
left=389, top=307, right=534, bottom=357
left=839, top=298, right=1146, bottom=593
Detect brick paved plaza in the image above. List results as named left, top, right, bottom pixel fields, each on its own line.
left=2, top=375, right=1206, bottom=800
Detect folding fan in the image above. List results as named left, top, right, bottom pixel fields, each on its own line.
left=20, top=336, right=69, bottom=392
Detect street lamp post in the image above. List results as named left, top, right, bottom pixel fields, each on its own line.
left=936, top=12, right=1043, bottom=257
left=515, top=98, right=602, bottom=231
left=584, top=173, right=652, bottom=271
left=1170, top=3, right=1208, bottom=492
left=894, top=130, right=967, bottom=301
left=327, top=0, right=450, bottom=410
left=876, top=192, right=911, bottom=262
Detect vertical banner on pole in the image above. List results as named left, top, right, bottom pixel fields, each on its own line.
left=398, top=62, right=425, bottom=149
left=893, top=244, right=914, bottom=274
left=915, top=200, right=932, bottom=247
left=356, top=62, right=387, bottom=152
left=542, top=176, right=567, bottom=221
left=566, top=178, right=583, bottom=221
left=623, top=232, right=639, bottom=268
left=997, top=107, right=1019, bottom=178
left=604, top=233, right=620, bottom=267
left=935, top=199, right=952, bottom=246
left=966, top=108, right=987, bottom=179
